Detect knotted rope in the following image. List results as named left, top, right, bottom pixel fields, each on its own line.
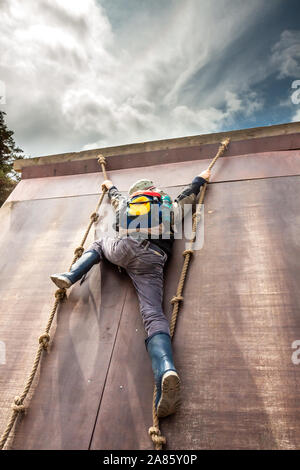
left=149, top=138, right=230, bottom=449
left=0, top=154, right=109, bottom=450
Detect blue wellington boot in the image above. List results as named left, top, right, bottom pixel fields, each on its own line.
left=50, top=250, right=100, bottom=289
left=146, top=332, right=181, bottom=418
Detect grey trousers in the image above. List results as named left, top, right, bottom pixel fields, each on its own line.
left=88, top=236, right=170, bottom=337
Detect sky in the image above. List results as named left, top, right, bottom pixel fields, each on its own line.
left=0, top=0, right=300, bottom=158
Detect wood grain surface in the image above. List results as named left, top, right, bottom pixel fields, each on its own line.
left=1, top=148, right=300, bottom=449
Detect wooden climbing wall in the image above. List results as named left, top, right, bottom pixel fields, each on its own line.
left=1, top=125, right=300, bottom=449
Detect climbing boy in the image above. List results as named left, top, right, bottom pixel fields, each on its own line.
left=50, top=168, right=210, bottom=418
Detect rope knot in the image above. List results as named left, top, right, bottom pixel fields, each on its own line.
left=97, top=154, right=106, bottom=166
left=148, top=426, right=166, bottom=448
left=74, top=246, right=84, bottom=257
left=192, top=212, right=201, bottom=221
left=12, top=396, right=26, bottom=413
left=39, top=333, right=50, bottom=350
left=55, top=288, right=66, bottom=301
left=90, top=212, right=99, bottom=223
left=221, top=137, right=230, bottom=148
left=171, top=295, right=184, bottom=304
left=182, top=248, right=194, bottom=257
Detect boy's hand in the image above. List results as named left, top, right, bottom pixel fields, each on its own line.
left=198, top=169, right=211, bottom=181
left=101, top=179, right=114, bottom=191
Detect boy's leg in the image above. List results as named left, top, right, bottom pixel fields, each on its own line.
left=50, top=249, right=101, bottom=288
left=89, top=236, right=134, bottom=268
left=127, top=263, right=170, bottom=337
left=126, top=242, right=181, bottom=418
left=51, top=235, right=181, bottom=417
left=50, top=236, right=130, bottom=288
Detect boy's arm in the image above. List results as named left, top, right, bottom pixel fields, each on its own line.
left=102, top=180, right=127, bottom=211
left=108, top=186, right=127, bottom=211
left=173, top=169, right=210, bottom=223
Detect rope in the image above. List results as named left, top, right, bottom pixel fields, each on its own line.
left=148, top=138, right=230, bottom=449
left=98, top=154, right=108, bottom=181
left=0, top=141, right=230, bottom=450
left=0, top=155, right=109, bottom=450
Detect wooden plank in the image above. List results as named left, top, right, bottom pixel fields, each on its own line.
left=19, top=133, right=300, bottom=178
left=2, top=159, right=300, bottom=450
left=7, top=150, right=300, bottom=203
left=89, top=281, right=154, bottom=450
left=162, top=177, right=300, bottom=449
left=14, top=121, right=300, bottom=172
left=90, top=177, right=300, bottom=449
left=0, top=195, right=129, bottom=449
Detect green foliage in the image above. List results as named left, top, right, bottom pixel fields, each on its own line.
left=0, top=108, right=23, bottom=206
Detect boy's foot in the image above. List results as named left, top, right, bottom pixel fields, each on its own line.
left=50, top=250, right=100, bottom=290
left=157, top=370, right=181, bottom=418
left=50, top=274, right=72, bottom=289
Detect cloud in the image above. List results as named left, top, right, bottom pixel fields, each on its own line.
left=165, top=90, right=262, bottom=139
left=271, top=30, right=300, bottom=78
left=0, top=0, right=280, bottom=156
left=0, top=0, right=115, bottom=155
left=292, top=109, right=300, bottom=122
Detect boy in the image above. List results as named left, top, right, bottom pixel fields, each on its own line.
left=51, top=168, right=210, bottom=418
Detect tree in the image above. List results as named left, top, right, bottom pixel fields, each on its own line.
left=0, top=108, right=23, bottom=206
